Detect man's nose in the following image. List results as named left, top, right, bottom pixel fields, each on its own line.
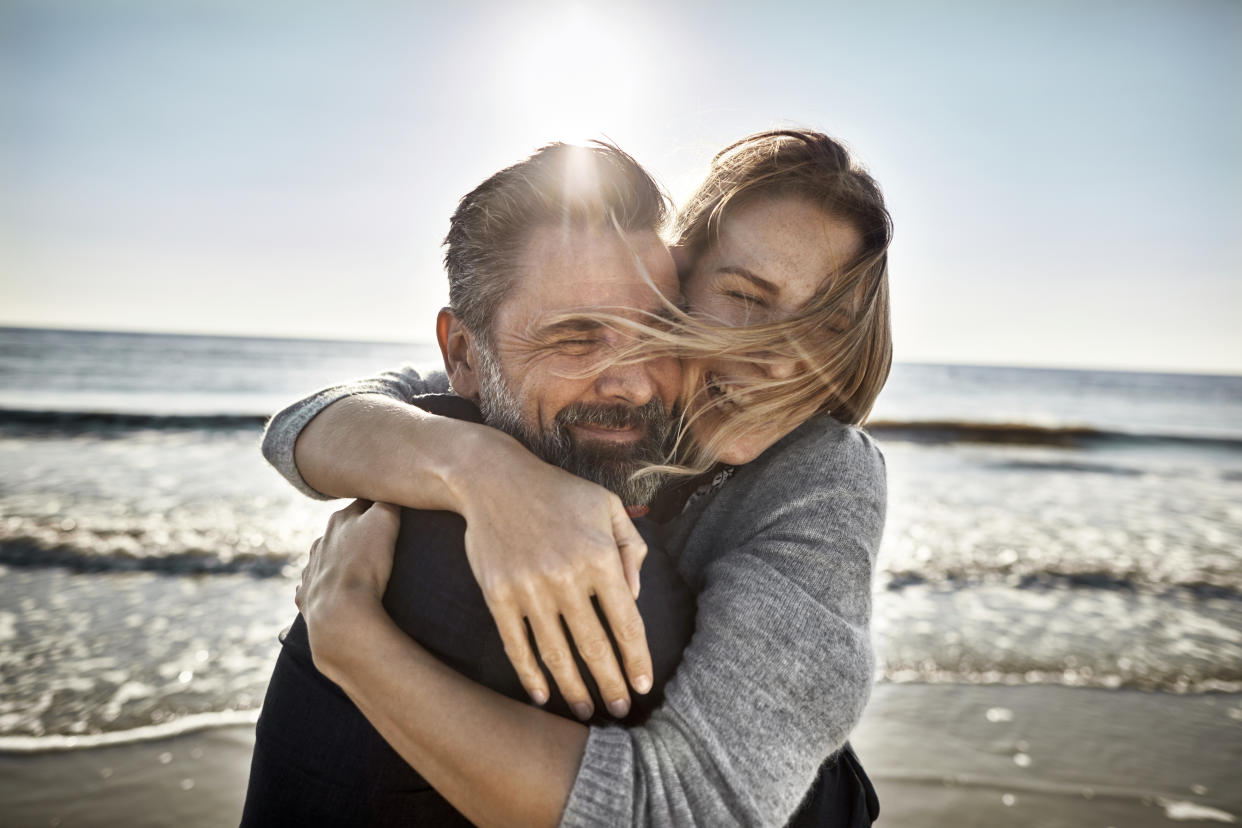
left=594, top=360, right=659, bottom=407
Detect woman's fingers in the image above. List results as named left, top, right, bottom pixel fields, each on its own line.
left=296, top=537, right=322, bottom=612
left=486, top=600, right=551, bottom=707
left=558, top=591, right=632, bottom=718
left=456, top=470, right=654, bottom=718
left=295, top=500, right=401, bottom=686
left=610, top=500, right=648, bottom=600
left=525, top=606, right=595, bottom=721
left=593, top=577, right=653, bottom=695
left=361, top=500, right=401, bottom=531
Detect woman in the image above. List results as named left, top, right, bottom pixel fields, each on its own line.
left=269, top=129, right=890, bottom=826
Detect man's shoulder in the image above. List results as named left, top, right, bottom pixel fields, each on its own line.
left=407, top=392, right=484, bottom=424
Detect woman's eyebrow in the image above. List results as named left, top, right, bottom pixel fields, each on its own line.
left=717, top=266, right=779, bottom=294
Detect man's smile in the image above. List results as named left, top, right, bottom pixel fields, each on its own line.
left=568, top=422, right=647, bottom=445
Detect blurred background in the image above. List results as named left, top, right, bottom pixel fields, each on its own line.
left=1, top=0, right=1240, bottom=825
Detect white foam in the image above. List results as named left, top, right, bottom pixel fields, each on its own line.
left=0, top=709, right=258, bottom=753
left=1159, top=799, right=1237, bottom=823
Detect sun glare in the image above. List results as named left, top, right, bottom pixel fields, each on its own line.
left=560, top=144, right=602, bottom=199
left=503, top=5, right=647, bottom=142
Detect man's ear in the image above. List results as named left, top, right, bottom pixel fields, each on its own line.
left=436, top=308, right=482, bottom=403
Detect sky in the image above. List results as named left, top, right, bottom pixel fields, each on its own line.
left=2, top=0, right=1240, bottom=374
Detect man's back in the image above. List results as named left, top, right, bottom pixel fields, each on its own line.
left=239, top=397, right=696, bottom=825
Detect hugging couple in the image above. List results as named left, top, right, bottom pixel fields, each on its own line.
left=241, top=128, right=891, bottom=827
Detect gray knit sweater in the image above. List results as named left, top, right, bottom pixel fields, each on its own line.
left=261, top=367, right=885, bottom=827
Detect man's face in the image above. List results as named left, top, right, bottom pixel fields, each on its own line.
left=475, top=224, right=683, bottom=506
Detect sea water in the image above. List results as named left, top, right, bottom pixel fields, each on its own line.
left=1, top=327, right=1240, bottom=743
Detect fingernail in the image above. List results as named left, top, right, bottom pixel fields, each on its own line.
left=571, top=702, right=593, bottom=721
left=607, top=698, right=630, bottom=718
left=633, top=674, right=652, bottom=694
left=530, top=688, right=548, bottom=706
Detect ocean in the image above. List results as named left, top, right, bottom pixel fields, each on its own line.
left=1, top=326, right=1240, bottom=747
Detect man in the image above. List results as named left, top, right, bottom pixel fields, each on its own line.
left=241, top=142, right=699, bottom=825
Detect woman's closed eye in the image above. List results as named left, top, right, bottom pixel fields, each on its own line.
left=723, top=290, right=767, bottom=308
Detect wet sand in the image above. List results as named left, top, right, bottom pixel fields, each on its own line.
left=853, top=684, right=1240, bottom=827
left=1, top=724, right=254, bottom=827
left=3, top=683, right=1239, bottom=827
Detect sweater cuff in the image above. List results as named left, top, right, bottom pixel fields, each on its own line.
left=559, top=725, right=635, bottom=827
left=260, top=383, right=386, bottom=500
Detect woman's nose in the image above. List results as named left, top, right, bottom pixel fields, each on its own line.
left=763, top=356, right=802, bottom=381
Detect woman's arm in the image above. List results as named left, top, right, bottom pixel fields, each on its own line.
left=562, top=422, right=885, bottom=825
left=298, top=500, right=586, bottom=828
left=564, top=431, right=883, bottom=824
left=303, top=420, right=886, bottom=827
left=261, top=366, right=450, bottom=500
left=264, top=367, right=655, bottom=717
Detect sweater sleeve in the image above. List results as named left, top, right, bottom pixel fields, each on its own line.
left=560, top=423, right=886, bottom=828
left=259, top=365, right=451, bottom=499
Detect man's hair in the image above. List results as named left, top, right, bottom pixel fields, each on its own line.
left=442, top=141, right=671, bottom=345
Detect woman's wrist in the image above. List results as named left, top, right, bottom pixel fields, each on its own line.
left=438, top=422, right=540, bottom=519
left=308, top=593, right=392, bottom=687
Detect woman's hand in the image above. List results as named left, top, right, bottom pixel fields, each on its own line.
left=454, top=441, right=654, bottom=721
left=295, top=499, right=401, bottom=686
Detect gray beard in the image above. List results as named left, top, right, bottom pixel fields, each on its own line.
left=474, top=343, right=670, bottom=507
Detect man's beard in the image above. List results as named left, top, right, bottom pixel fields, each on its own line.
left=474, top=345, right=672, bottom=506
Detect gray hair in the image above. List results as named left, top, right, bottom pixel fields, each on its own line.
left=442, top=141, right=671, bottom=346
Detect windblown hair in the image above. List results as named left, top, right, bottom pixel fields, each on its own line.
left=671, top=128, right=893, bottom=467
left=443, top=141, right=672, bottom=346
left=546, top=129, right=894, bottom=475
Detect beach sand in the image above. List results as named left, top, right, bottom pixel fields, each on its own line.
left=853, top=684, right=1240, bottom=827
left=2, top=684, right=1238, bottom=827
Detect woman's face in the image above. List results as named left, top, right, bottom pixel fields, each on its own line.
left=683, top=196, right=862, bottom=465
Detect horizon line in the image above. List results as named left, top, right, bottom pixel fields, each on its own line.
left=2, top=321, right=1239, bottom=380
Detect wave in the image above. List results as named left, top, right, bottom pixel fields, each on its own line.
left=877, top=668, right=1242, bottom=695
left=865, top=419, right=1242, bottom=449
left=0, top=408, right=267, bottom=434
left=8, top=525, right=1238, bottom=596
left=4, top=406, right=1241, bottom=449
left=0, top=709, right=259, bottom=754
left=0, top=536, right=295, bottom=577
left=982, top=459, right=1146, bottom=476
left=882, top=570, right=1242, bottom=602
